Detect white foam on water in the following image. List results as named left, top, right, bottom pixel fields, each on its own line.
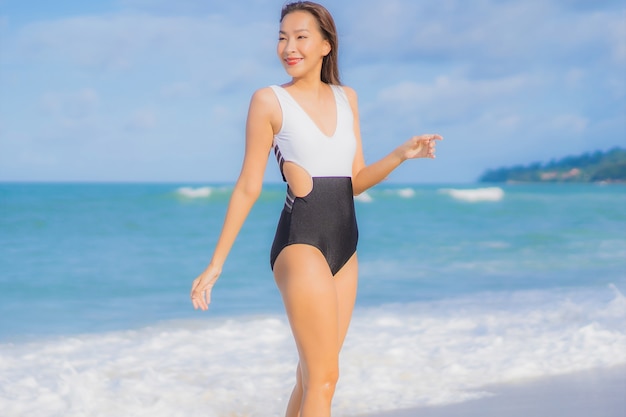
left=355, top=191, right=373, bottom=203
left=397, top=188, right=415, bottom=198
left=176, top=186, right=213, bottom=198
left=1, top=285, right=625, bottom=416
left=439, top=187, right=504, bottom=202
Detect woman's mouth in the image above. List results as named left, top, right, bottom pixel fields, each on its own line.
left=285, top=57, right=303, bottom=66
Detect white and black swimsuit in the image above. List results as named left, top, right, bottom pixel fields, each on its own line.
left=269, top=84, right=359, bottom=276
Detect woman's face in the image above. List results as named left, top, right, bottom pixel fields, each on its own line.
left=277, top=11, right=330, bottom=79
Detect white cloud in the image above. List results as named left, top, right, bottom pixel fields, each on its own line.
left=40, top=88, right=99, bottom=117
left=376, top=74, right=534, bottom=124
left=609, top=13, right=626, bottom=64
left=339, top=0, right=624, bottom=75
left=550, top=114, right=589, bottom=134
left=160, top=81, right=194, bottom=98
left=564, top=68, right=586, bottom=87
left=116, top=0, right=275, bottom=18
left=37, top=88, right=102, bottom=134
left=126, top=108, right=157, bottom=131
left=11, top=12, right=277, bottom=82
left=380, top=75, right=530, bottom=104
left=476, top=112, right=523, bottom=131
left=607, top=76, right=626, bottom=99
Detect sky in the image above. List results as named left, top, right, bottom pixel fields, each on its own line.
left=0, top=0, right=624, bottom=183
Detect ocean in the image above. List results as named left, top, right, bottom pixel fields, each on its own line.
left=1, top=182, right=625, bottom=416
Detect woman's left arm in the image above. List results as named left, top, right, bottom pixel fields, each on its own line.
left=345, top=86, right=442, bottom=195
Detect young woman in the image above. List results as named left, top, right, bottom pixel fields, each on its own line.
left=190, top=1, right=442, bottom=415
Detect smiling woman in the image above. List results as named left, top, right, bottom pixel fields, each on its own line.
left=278, top=2, right=340, bottom=85
left=1, top=1, right=625, bottom=416
left=189, top=1, right=441, bottom=416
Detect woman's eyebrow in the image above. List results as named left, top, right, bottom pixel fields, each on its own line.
left=279, top=28, right=311, bottom=34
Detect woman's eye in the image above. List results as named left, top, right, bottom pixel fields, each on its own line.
left=298, top=36, right=307, bottom=39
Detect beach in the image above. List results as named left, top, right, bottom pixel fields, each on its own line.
left=358, top=365, right=626, bottom=417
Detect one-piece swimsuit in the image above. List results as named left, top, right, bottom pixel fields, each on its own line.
left=269, top=84, right=359, bottom=276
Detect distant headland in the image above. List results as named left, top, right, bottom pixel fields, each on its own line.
left=479, top=147, right=626, bottom=183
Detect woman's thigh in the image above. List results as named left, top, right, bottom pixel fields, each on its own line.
left=273, top=244, right=340, bottom=379
left=333, top=253, right=358, bottom=349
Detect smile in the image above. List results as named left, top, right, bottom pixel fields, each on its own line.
left=285, top=57, right=303, bottom=66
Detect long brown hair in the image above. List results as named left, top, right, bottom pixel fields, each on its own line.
left=280, top=1, right=341, bottom=85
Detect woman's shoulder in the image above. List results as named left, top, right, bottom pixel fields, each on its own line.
left=248, top=87, right=281, bottom=113
left=250, top=86, right=278, bottom=102
left=336, top=84, right=357, bottom=96
left=248, top=87, right=282, bottom=132
left=334, top=84, right=358, bottom=107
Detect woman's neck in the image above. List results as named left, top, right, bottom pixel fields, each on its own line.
left=288, top=76, right=326, bottom=95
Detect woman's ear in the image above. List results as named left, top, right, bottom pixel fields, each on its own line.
left=323, top=39, right=331, bottom=57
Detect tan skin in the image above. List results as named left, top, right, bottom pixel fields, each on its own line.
left=191, top=10, right=442, bottom=417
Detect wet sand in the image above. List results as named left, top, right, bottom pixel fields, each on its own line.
left=356, top=365, right=626, bottom=417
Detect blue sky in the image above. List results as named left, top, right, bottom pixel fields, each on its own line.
left=1, top=0, right=624, bottom=183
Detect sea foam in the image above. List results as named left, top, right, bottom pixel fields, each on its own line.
left=396, top=188, right=416, bottom=198
left=355, top=191, right=373, bottom=203
left=439, top=187, right=504, bottom=202
left=1, top=285, right=624, bottom=416
left=176, top=186, right=212, bottom=198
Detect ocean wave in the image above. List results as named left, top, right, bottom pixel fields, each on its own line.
left=439, top=186, right=505, bottom=202
left=396, top=187, right=416, bottom=198
left=355, top=191, right=373, bottom=203
left=176, top=186, right=213, bottom=198
left=1, top=285, right=624, bottom=416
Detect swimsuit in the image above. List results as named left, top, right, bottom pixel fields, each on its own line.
left=269, top=84, right=359, bottom=275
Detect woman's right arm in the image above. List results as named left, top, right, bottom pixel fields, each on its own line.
left=191, top=88, right=277, bottom=311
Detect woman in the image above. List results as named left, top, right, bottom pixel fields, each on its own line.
left=190, top=1, right=442, bottom=415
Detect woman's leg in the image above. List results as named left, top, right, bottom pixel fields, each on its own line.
left=334, top=253, right=359, bottom=349
left=275, top=246, right=359, bottom=417
left=284, top=363, right=303, bottom=417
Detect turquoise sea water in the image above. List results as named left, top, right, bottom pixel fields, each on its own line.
left=1, top=182, right=625, bottom=416
left=1, top=182, right=624, bottom=340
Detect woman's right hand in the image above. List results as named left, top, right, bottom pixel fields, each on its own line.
left=395, top=134, right=443, bottom=161
left=190, top=264, right=222, bottom=311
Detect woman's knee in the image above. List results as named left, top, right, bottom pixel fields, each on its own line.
left=302, top=366, right=339, bottom=392
left=293, top=363, right=303, bottom=389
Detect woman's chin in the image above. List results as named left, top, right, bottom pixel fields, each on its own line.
left=283, top=67, right=302, bottom=78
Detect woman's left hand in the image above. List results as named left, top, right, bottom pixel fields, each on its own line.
left=397, top=134, right=443, bottom=160
left=190, top=264, right=222, bottom=311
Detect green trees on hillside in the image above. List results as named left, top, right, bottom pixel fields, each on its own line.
left=479, top=148, right=626, bottom=183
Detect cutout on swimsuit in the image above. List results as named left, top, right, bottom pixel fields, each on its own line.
left=283, top=161, right=313, bottom=197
